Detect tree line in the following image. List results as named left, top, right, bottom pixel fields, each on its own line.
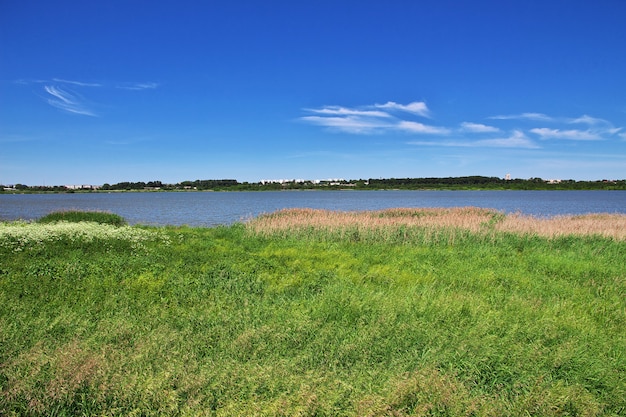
left=2, top=176, right=625, bottom=192
left=364, top=176, right=626, bottom=190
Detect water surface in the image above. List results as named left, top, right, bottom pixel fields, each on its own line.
left=1, top=190, right=625, bottom=226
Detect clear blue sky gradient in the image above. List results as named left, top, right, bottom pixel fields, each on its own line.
left=2, top=0, right=625, bottom=185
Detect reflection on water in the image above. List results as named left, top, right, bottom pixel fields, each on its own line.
left=1, top=190, right=625, bottom=226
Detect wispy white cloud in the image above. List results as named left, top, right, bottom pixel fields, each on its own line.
left=567, top=114, right=609, bottom=125
left=301, top=101, right=445, bottom=135
left=304, top=106, right=391, bottom=118
left=564, top=115, right=623, bottom=136
left=530, top=128, right=601, bottom=141
left=300, top=115, right=392, bottom=134
left=44, top=85, right=97, bottom=116
left=408, top=130, right=539, bottom=149
left=397, top=121, right=450, bottom=134
left=487, top=111, right=624, bottom=141
left=489, top=112, right=554, bottom=122
left=15, top=78, right=47, bottom=85
left=52, top=78, right=102, bottom=87
left=407, top=139, right=463, bottom=147
left=460, top=122, right=500, bottom=133
left=16, top=78, right=158, bottom=116
left=116, top=82, right=159, bottom=90
left=491, top=112, right=617, bottom=129
left=475, top=130, right=539, bottom=148
left=374, top=101, right=431, bottom=118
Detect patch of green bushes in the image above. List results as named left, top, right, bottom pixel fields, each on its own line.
left=37, top=210, right=127, bottom=226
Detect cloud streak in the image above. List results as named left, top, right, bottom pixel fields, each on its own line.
left=398, top=121, right=450, bottom=134
left=52, top=78, right=102, bottom=87
left=300, top=115, right=391, bottom=134
left=44, top=85, right=97, bottom=116
left=375, top=101, right=431, bottom=117
left=116, top=82, right=160, bottom=90
left=460, top=122, right=500, bottom=133
left=408, top=130, right=539, bottom=149
left=568, top=115, right=609, bottom=125
left=18, top=78, right=159, bottom=116
left=301, top=101, right=446, bottom=135
left=475, top=130, right=540, bottom=148
left=530, top=128, right=601, bottom=141
left=488, top=112, right=554, bottom=122
left=486, top=111, right=622, bottom=141
left=304, top=106, right=391, bottom=118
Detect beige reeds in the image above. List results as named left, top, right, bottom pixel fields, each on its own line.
left=247, top=207, right=626, bottom=241
left=248, top=207, right=494, bottom=234
left=496, top=212, right=626, bottom=240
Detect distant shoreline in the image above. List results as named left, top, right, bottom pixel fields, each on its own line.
left=3, top=186, right=626, bottom=195
left=3, top=176, right=626, bottom=193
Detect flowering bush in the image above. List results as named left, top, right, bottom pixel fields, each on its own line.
left=0, top=221, right=170, bottom=253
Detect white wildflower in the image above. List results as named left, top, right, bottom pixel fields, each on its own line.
left=0, top=221, right=170, bottom=252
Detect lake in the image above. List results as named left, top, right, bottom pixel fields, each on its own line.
left=1, top=190, right=625, bottom=227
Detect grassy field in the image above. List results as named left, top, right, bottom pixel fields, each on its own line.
left=1, top=208, right=625, bottom=416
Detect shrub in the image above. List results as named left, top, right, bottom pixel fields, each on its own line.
left=37, top=210, right=127, bottom=226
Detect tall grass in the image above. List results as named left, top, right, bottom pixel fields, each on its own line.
left=247, top=207, right=626, bottom=241
left=1, top=208, right=625, bottom=415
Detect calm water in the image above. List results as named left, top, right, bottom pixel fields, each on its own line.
left=1, top=190, right=625, bottom=227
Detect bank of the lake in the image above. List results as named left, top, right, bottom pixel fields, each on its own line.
left=1, top=209, right=625, bottom=416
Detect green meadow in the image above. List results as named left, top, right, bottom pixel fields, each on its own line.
left=1, top=209, right=624, bottom=416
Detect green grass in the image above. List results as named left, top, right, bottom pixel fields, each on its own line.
left=0, top=213, right=625, bottom=416
left=37, top=210, right=127, bottom=226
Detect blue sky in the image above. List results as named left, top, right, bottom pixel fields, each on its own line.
left=1, top=0, right=625, bottom=185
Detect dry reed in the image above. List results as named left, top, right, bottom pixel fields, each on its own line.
left=496, top=212, right=626, bottom=240
left=247, top=207, right=626, bottom=241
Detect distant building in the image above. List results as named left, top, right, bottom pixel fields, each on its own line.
left=65, top=185, right=99, bottom=190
